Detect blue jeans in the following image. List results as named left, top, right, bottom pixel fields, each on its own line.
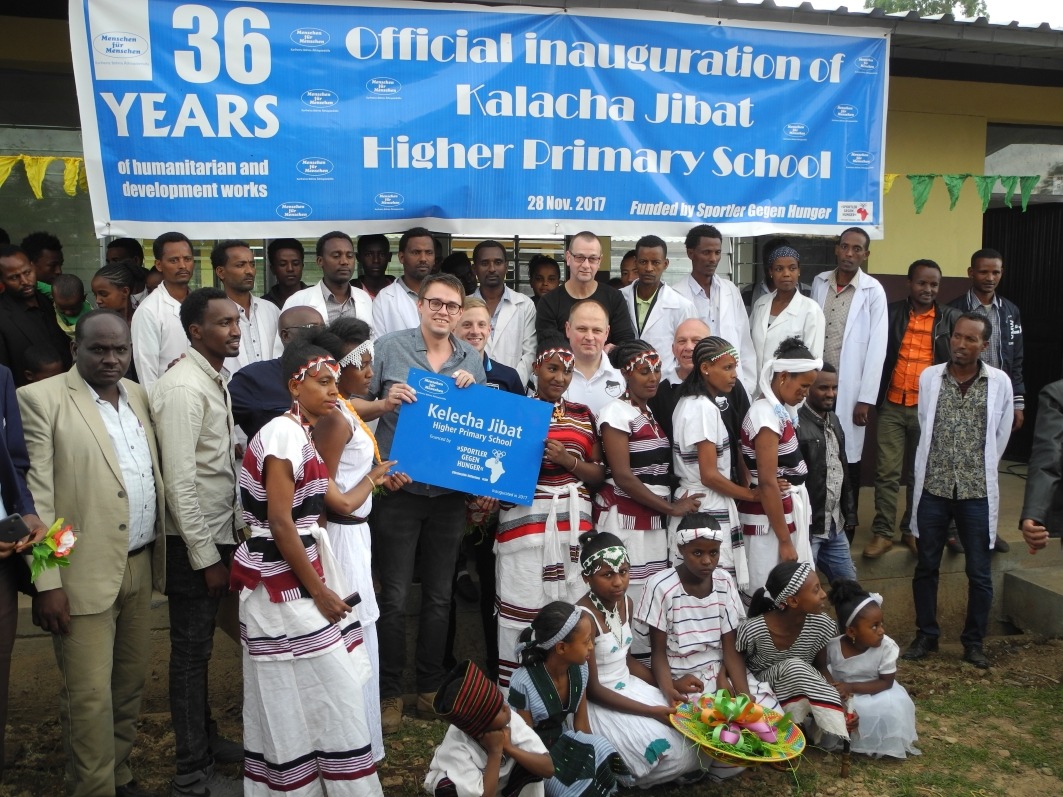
left=372, top=490, right=467, bottom=698
left=166, top=535, right=236, bottom=775
left=912, top=492, right=992, bottom=648
left=811, top=519, right=857, bottom=583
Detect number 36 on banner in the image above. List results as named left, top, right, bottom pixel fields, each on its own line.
left=173, top=4, right=272, bottom=85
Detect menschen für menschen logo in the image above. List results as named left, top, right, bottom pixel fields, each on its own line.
left=366, top=77, right=402, bottom=96
left=784, top=123, right=808, bottom=140
left=855, top=56, right=878, bottom=73
left=846, top=151, right=874, bottom=167
left=93, top=32, right=148, bottom=58
left=418, top=376, right=449, bottom=396
left=374, top=192, right=404, bottom=208
left=301, top=90, right=339, bottom=108
left=276, top=202, right=312, bottom=219
left=834, top=104, right=858, bottom=121
left=296, top=158, right=334, bottom=176
left=291, top=28, right=329, bottom=47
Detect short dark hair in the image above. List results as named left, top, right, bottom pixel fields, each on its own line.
left=819, top=362, right=838, bottom=375
left=356, top=233, right=389, bottom=255
left=907, top=259, right=941, bottom=279
left=0, top=228, right=8, bottom=245
left=635, top=235, right=667, bottom=257
left=620, top=249, right=637, bottom=262
left=210, top=239, right=251, bottom=269
left=567, top=231, right=599, bottom=251
left=327, top=317, right=371, bottom=348
left=416, top=272, right=465, bottom=302
left=267, top=238, right=304, bottom=266
left=684, top=224, right=723, bottom=250
left=528, top=255, right=560, bottom=278
left=957, top=311, right=992, bottom=342
left=399, top=226, right=433, bottom=253
left=970, top=248, right=1003, bottom=267
left=152, top=231, right=192, bottom=261
left=20, top=231, right=62, bottom=262
left=23, top=344, right=62, bottom=374
left=179, top=287, right=228, bottom=338
left=51, top=273, right=85, bottom=300
left=472, top=239, right=507, bottom=264
left=838, top=227, right=871, bottom=249
left=74, top=309, right=127, bottom=343
left=315, top=231, right=353, bottom=258
left=0, top=244, right=24, bottom=261
left=107, top=237, right=144, bottom=261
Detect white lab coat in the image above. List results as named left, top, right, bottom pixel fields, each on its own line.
left=673, top=274, right=757, bottom=394
left=910, top=363, right=1013, bottom=546
left=280, top=280, right=374, bottom=334
left=811, top=271, right=888, bottom=462
left=620, top=282, right=697, bottom=374
left=749, top=291, right=825, bottom=382
left=371, top=279, right=420, bottom=337
left=473, top=286, right=536, bottom=385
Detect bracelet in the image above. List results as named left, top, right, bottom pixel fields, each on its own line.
left=570, top=454, right=579, bottom=472
left=364, top=474, right=376, bottom=490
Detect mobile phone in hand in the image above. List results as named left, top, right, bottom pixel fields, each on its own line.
left=0, top=514, right=31, bottom=544
left=342, top=592, right=361, bottom=608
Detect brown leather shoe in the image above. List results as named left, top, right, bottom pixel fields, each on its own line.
left=416, top=691, right=438, bottom=720
left=381, top=696, right=403, bottom=734
left=862, top=535, right=893, bottom=559
left=901, top=533, right=918, bottom=555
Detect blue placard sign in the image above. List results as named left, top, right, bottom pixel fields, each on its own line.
left=70, top=0, right=888, bottom=239
left=388, top=368, right=552, bottom=505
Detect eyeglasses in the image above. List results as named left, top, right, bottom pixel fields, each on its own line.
left=281, top=323, right=324, bottom=332
left=425, top=298, right=463, bottom=316
left=569, top=254, right=602, bottom=265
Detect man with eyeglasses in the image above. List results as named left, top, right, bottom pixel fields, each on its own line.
left=373, top=226, right=437, bottom=336
left=535, top=230, right=635, bottom=349
left=369, top=272, right=487, bottom=735
left=619, top=234, right=696, bottom=375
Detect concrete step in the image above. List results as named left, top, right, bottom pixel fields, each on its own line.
left=1003, top=568, right=1063, bottom=637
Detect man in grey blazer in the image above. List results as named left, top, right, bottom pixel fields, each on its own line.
left=18, top=311, right=166, bottom=797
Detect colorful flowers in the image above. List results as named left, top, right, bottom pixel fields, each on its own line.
left=29, top=518, right=78, bottom=582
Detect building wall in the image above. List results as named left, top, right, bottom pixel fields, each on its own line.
left=876, top=77, right=1063, bottom=277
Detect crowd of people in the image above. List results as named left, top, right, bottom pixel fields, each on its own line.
left=0, top=221, right=1056, bottom=797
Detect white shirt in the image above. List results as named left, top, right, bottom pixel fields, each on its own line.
left=86, top=379, right=157, bottom=551
left=224, top=294, right=281, bottom=373
left=131, top=284, right=188, bottom=391
left=619, top=282, right=697, bottom=375
left=473, top=286, right=537, bottom=384
left=371, top=278, right=420, bottom=337
left=674, top=273, right=758, bottom=393
left=280, top=281, right=374, bottom=337
left=564, top=357, right=624, bottom=417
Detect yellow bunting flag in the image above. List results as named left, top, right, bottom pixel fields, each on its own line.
left=0, top=156, right=20, bottom=191
left=62, top=158, right=82, bottom=197
left=22, top=155, right=57, bottom=200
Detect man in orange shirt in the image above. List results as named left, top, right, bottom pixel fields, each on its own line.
left=865, top=260, right=960, bottom=558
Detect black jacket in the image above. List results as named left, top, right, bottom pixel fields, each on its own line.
left=797, top=404, right=857, bottom=537
left=877, top=300, right=960, bottom=407
left=1021, top=380, right=1063, bottom=536
left=948, top=291, right=1025, bottom=406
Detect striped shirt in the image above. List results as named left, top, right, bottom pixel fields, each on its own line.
left=596, top=398, right=672, bottom=529
left=741, top=400, right=807, bottom=486
left=635, top=567, right=745, bottom=678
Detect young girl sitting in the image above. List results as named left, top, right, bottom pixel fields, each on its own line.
left=827, top=580, right=920, bottom=759
left=575, top=531, right=702, bottom=787
left=508, top=602, right=630, bottom=797
left=426, top=659, right=554, bottom=797
left=737, top=562, right=853, bottom=746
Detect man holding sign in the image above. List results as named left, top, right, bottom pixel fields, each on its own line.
left=369, top=273, right=486, bottom=735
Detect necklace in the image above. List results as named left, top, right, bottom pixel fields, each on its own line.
left=589, top=592, right=624, bottom=646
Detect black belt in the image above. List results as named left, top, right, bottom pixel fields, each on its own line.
left=326, top=512, right=369, bottom=526
left=128, top=541, right=152, bottom=557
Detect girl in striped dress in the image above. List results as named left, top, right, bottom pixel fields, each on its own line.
left=230, top=338, right=401, bottom=797
left=737, top=562, right=852, bottom=744
left=496, top=344, right=606, bottom=689
left=739, top=336, right=821, bottom=595
left=509, top=602, right=629, bottom=797
left=671, top=336, right=759, bottom=593
left=595, top=341, right=702, bottom=655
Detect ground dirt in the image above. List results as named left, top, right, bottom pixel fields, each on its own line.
left=2, top=631, right=1061, bottom=796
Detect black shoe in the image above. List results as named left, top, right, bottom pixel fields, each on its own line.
left=993, top=538, right=1011, bottom=553
left=963, top=645, right=990, bottom=669
left=901, top=633, right=938, bottom=660
left=115, top=781, right=155, bottom=797
left=946, top=536, right=965, bottom=554
left=208, top=732, right=244, bottom=765
left=455, top=571, right=480, bottom=602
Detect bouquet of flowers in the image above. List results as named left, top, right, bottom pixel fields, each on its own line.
left=29, top=518, right=77, bottom=582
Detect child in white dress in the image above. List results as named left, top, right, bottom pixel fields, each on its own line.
left=826, top=580, right=920, bottom=759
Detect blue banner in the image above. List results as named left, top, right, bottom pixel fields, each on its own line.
left=388, top=368, right=552, bottom=504
left=71, top=0, right=888, bottom=238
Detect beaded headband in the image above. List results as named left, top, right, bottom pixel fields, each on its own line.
left=709, top=346, right=740, bottom=364
left=621, top=351, right=661, bottom=373
left=580, top=545, right=629, bottom=577
left=338, top=339, right=373, bottom=371
left=769, top=245, right=801, bottom=264
left=535, top=347, right=575, bottom=372
left=291, top=355, right=339, bottom=383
